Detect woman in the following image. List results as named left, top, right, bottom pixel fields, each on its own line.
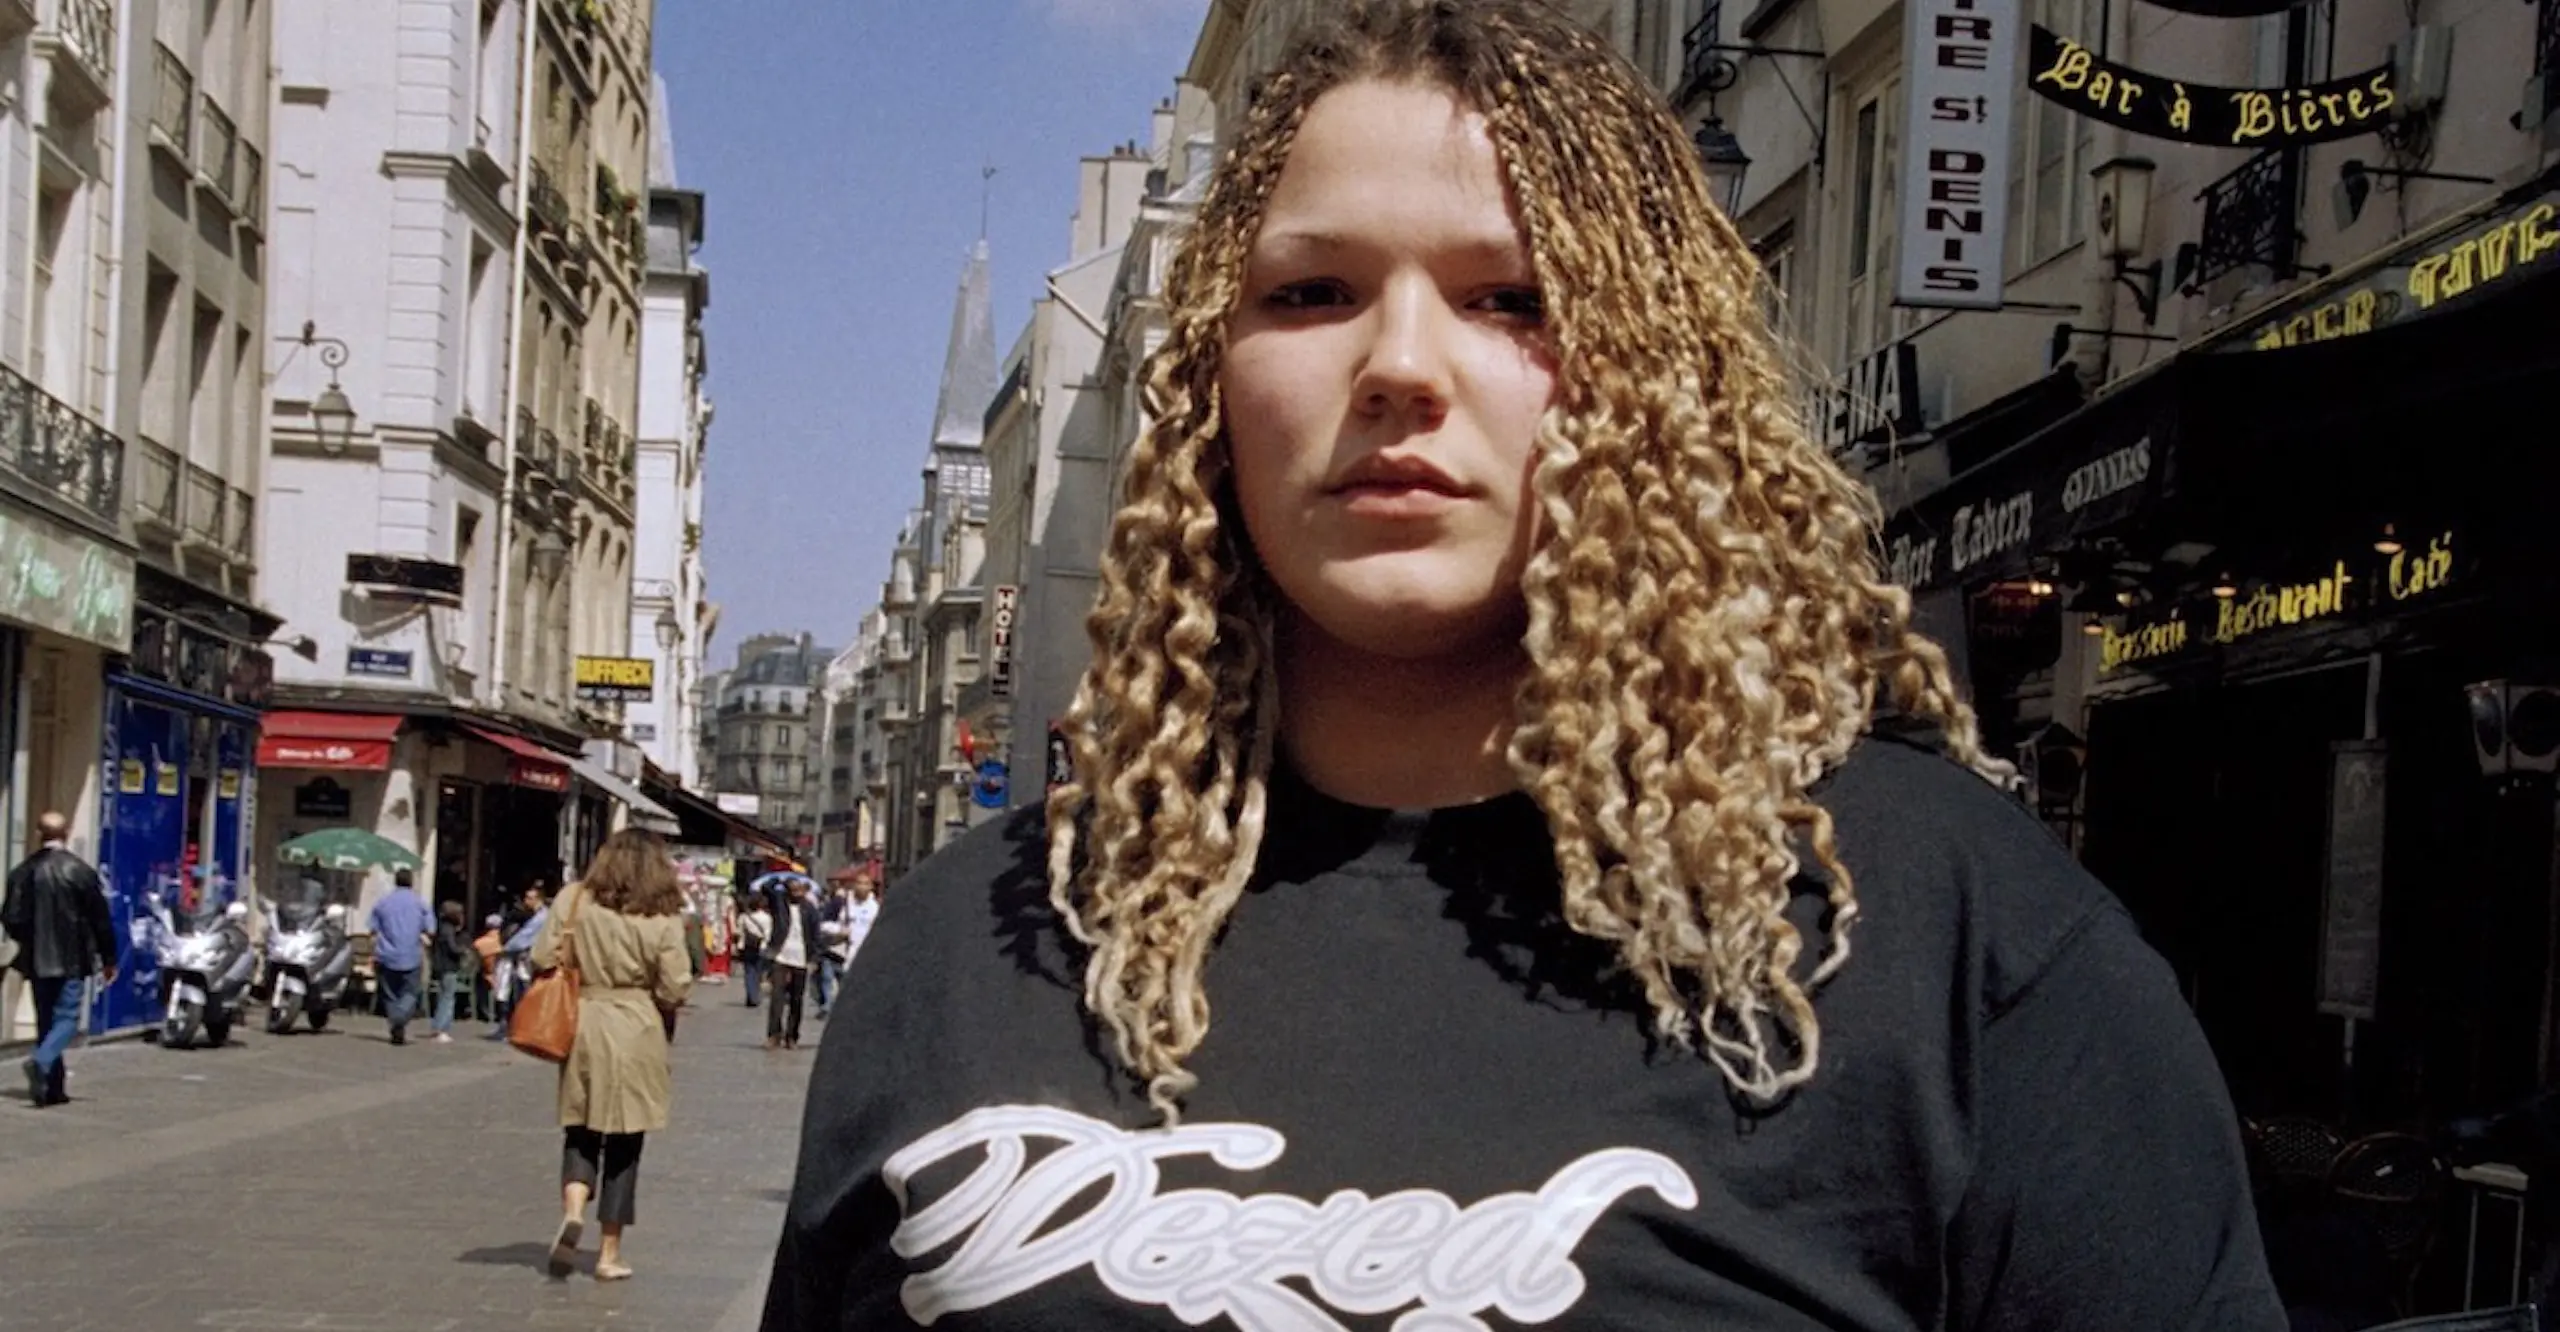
left=764, top=3, right=2284, bottom=1328
left=732, top=888, right=771, bottom=1008
left=427, top=899, right=469, bottom=1043
left=533, top=829, right=691, bottom=1282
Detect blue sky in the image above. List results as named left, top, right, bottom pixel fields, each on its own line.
left=654, top=0, right=1206, bottom=661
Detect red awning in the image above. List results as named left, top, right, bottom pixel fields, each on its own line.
left=257, top=711, right=404, bottom=771
left=462, top=724, right=572, bottom=793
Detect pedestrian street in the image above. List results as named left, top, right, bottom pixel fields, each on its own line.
left=0, top=988, right=807, bottom=1331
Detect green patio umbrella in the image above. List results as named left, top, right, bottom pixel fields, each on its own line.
left=277, top=828, right=422, bottom=873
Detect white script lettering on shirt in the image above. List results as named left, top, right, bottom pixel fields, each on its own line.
left=884, top=1103, right=1699, bottom=1331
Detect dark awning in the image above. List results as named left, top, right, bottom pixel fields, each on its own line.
left=1880, top=256, right=2560, bottom=593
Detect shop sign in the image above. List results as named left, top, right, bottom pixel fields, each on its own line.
left=630, top=723, right=657, bottom=742
left=260, top=736, right=393, bottom=771
left=295, top=778, right=354, bottom=820
left=971, top=759, right=1009, bottom=810
left=510, top=757, right=569, bottom=793
left=346, top=553, right=465, bottom=600
left=2235, top=193, right=2560, bottom=350
left=0, top=506, right=133, bottom=651
left=987, top=586, right=1020, bottom=698
left=1813, top=343, right=1926, bottom=457
left=2028, top=28, right=2398, bottom=147
left=1896, top=0, right=2020, bottom=308
left=574, top=655, right=656, bottom=703
left=2098, top=530, right=2460, bottom=674
left=2317, top=741, right=2387, bottom=1021
left=347, top=647, right=412, bottom=678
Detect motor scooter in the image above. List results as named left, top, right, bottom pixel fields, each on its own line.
left=261, top=899, right=354, bottom=1033
left=149, top=893, right=256, bottom=1049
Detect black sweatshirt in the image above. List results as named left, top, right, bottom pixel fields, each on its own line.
left=764, top=734, right=2285, bottom=1331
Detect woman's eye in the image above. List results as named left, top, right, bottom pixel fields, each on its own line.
left=1476, top=286, right=1546, bottom=323
left=1264, top=280, right=1351, bottom=311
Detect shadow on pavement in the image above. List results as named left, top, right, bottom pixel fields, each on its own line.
left=457, top=1240, right=558, bottom=1273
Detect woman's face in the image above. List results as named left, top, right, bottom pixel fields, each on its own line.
left=1222, top=79, right=1556, bottom=662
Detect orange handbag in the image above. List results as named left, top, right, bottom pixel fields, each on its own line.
left=508, top=894, right=582, bottom=1063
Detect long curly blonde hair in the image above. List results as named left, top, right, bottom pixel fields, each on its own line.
left=1046, top=0, right=1994, bottom=1121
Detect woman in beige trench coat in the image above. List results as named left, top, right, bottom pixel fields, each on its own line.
left=532, top=828, right=692, bottom=1280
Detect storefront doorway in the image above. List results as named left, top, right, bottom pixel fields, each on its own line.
left=95, top=681, right=255, bottom=1033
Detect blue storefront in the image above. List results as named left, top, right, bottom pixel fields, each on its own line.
left=89, top=602, right=271, bottom=1034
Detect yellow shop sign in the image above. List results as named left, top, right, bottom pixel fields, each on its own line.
left=2099, top=532, right=2459, bottom=675
left=2247, top=198, right=2560, bottom=350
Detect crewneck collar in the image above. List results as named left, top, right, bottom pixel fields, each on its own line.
left=1258, top=762, right=1550, bottom=885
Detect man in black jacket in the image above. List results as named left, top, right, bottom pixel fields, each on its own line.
left=2, top=811, right=117, bottom=1107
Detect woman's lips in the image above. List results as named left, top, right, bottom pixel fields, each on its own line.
left=1332, top=481, right=1464, bottom=519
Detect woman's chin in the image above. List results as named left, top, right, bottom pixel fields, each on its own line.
left=1286, top=586, right=1526, bottom=665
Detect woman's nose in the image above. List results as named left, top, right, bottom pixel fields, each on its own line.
left=1354, top=279, right=1454, bottom=422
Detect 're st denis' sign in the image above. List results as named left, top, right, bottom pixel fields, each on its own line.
left=574, top=655, right=656, bottom=703
left=1897, top=0, right=2021, bottom=309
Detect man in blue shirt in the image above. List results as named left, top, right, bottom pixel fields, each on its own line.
left=367, top=869, right=433, bottom=1046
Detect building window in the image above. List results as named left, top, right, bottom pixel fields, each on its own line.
left=1839, top=82, right=1905, bottom=359
left=1753, top=226, right=1797, bottom=339
left=2011, top=0, right=2100, bottom=270
left=31, top=179, right=80, bottom=401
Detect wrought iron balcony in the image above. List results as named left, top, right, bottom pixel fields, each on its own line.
left=2180, top=148, right=2306, bottom=291
left=133, top=437, right=180, bottom=533
left=515, top=406, right=539, bottom=464
left=149, top=43, right=193, bottom=157
left=227, top=485, right=255, bottom=563
left=37, top=0, right=115, bottom=115
left=1679, top=2, right=1726, bottom=102
left=181, top=461, right=225, bottom=547
left=0, top=361, right=123, bottom=526
left=194, top=95, right=239, bottom=204
left=235, top=143, right=263, bottom=230
left=526, top=163, right=570, bottom=238
left=538, top=425, right=563, bottom=473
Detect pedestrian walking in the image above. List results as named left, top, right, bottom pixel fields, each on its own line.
left=2, top=811, right=116, bottom=1108
left=732, top=890, right=769, bottom=1008
left=533, top=828, right=692, bottom=1282
left=366, top=868, right=433, bottom=1046
left=817, top=875, right=880, bottom=1023
left=759, top=3, right=2285, bottom=1328
left=486, top=882, right=547, bottom=1039
left=762, top=879, right=818, bottom=1050
left=809, top=885, right=847, bottom=1020
left=428, top=899, right=470, bottom=1043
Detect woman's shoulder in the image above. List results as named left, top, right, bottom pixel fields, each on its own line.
left=854, top=804, right=1070, bottom=991
left=1816, top=731, right=2124, bottom=1010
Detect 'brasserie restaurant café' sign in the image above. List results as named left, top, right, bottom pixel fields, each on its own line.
left=2097, top=531, right=2460, bottom=675
left=2029, top=28, right=2399, bottom=147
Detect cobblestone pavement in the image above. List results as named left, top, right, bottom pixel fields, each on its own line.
left=0, top=975, right=811, bottom=1331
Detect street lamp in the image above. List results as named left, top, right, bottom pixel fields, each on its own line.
left=298, top=321, right=356, bottom=455
left=654, top=606, right=680, bottom=651
left=1693, top=116, right=1751, bottom=217
left=530, top=529, right=569, bottom=582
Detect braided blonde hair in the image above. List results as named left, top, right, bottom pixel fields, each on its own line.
left=1046, top=0, right=1995, bottom=1121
